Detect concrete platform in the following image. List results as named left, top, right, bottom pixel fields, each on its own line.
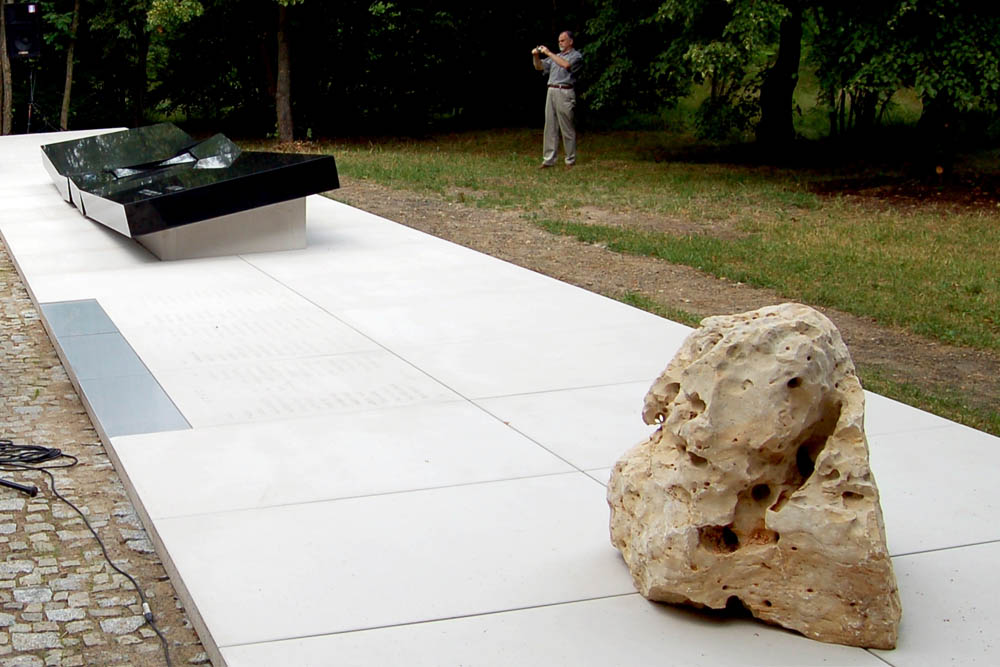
left=2, top=130, right=997, bottom=666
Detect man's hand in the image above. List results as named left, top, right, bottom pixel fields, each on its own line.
left=532, top=46, right=544, bottom=70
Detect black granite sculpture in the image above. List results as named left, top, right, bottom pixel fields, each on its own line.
left=41, top=124, right=340, bottom=259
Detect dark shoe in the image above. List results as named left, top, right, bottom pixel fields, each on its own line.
left=565, top=162, right=575, bottom=168
left=539, top=163, right=554, bottom=169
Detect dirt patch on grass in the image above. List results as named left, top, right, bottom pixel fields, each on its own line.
left=330, top=176, right=1000, bottom=431
left=810, top=172, right=1000, bottom=213
left=566, top=205, right=748, bottom=239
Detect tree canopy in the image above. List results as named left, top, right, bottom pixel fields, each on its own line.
left=1, top=0, right=997, bottom=151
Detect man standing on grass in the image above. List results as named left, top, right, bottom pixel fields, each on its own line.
left=532, top=31, right=583, bottom=169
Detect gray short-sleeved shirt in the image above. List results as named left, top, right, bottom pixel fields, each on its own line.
left=542, top=48, right=583, bottom=86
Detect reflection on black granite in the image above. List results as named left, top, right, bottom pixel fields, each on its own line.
left=43, top=123, right=194, bottom=181
left=41, top=124, right=339, bottom=238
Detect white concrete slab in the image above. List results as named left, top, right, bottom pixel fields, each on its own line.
left=477, top=381, right=657, bottom=469
left=395, top=322, right=689, bottom=399
left=864, top=391, right=956, bottom=437
left=874, top=541, right=1000, bottom=666
left=153, top=473, right=631, bottom=648
left=334, top=283, right=664, bottom=347
left=109, top=289, right=380, bottom=372
left=0, top=196, right=77, bottom=219
left=586, top=467, right=612, bottom=485
left=244, top=232, right=548, bottom=311
left=112, top=401, right=573, bottom=518
left=150, top=349, right=459, bottom=427
left=870, top=423, right=1000, bottom=556
left=23, top=255, right=299, bottom=317
left=220, top=594, right=886, bottom=667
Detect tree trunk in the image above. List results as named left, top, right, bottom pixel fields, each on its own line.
left=131, top=21, right=150, bottom=127
left=275, top=4, right=293, bottom=142
left=837, top=89, right=846, bottom=136
left=756, top=1, right=803, bottom=147
left=60, top=0, right=81, bottom=130
left=917, top=95, right=956, bottom=177
left=1, top=0, right=13, bottom=135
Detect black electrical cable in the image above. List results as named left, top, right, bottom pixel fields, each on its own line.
left=0, top=439, right=172, bottom=667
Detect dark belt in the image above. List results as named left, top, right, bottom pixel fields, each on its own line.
left=548, top=84, right=573, bottom=89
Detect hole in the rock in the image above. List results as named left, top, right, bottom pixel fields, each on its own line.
left=806, top=588, right=814, bottom=593
left=725, top=596, right=752, bottom=617
left=747, top=525, right=779, bottom=545
left=763, top=600, right=772, bottom=607
left=722, top=527, right=739, bottom=550
left=787, top=377, right=801, bottom=388
left=769, top=489, right=790, bottom=512
left=688, top=451, right=708, bottom=467
left=792, top=399, right=842, bottom=487
left=699, top=525, right=740, bottom=553
left=806, top=355, right=812, bottom=361
left=796, top=443, right=816, bottom=479
left=773, top=398, right=841, bottom=511
left=688, top=392, right=706, bottom=415
left=842, top=491, right=865, bottom=507
left=751, top=483, right=771, bottom=502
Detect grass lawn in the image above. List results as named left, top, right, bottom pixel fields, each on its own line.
left=251, top=129, right=1000, bottom=434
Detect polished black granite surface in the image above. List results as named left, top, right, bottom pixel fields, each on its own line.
left=42, top=123, right=194, bottom=181
left=41, top=124, right=339, bottom=238
left=85, top=152, right=339, bottom=236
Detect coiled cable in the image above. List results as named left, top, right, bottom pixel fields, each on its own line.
left=0, top=439, right=172, bottom=666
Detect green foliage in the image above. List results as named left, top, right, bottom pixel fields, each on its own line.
left=39, top=1, right=75, bottom=48
left=368, top=1, right=398, bottom=19
left=693, top=93, right=758, bottom=141
left=887, top=1, right=1000, bottom=112
left=654, top=0, right=789, bottom=141
left=809, top=2, right=894, bottom=135
left=147, top=0, right=204, bottom=31
left=583, top=0, right=690, bottom=119
left=808, top=1, right=1000, bottom=138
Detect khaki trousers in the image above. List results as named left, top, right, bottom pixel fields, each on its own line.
left=542, top=87, right=576, bottom=166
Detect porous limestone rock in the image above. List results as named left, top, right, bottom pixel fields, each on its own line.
left=608, top=303, right=901, bottom=649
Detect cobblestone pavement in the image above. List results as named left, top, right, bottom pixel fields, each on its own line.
left=1, top=240, right=208, bottom=666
